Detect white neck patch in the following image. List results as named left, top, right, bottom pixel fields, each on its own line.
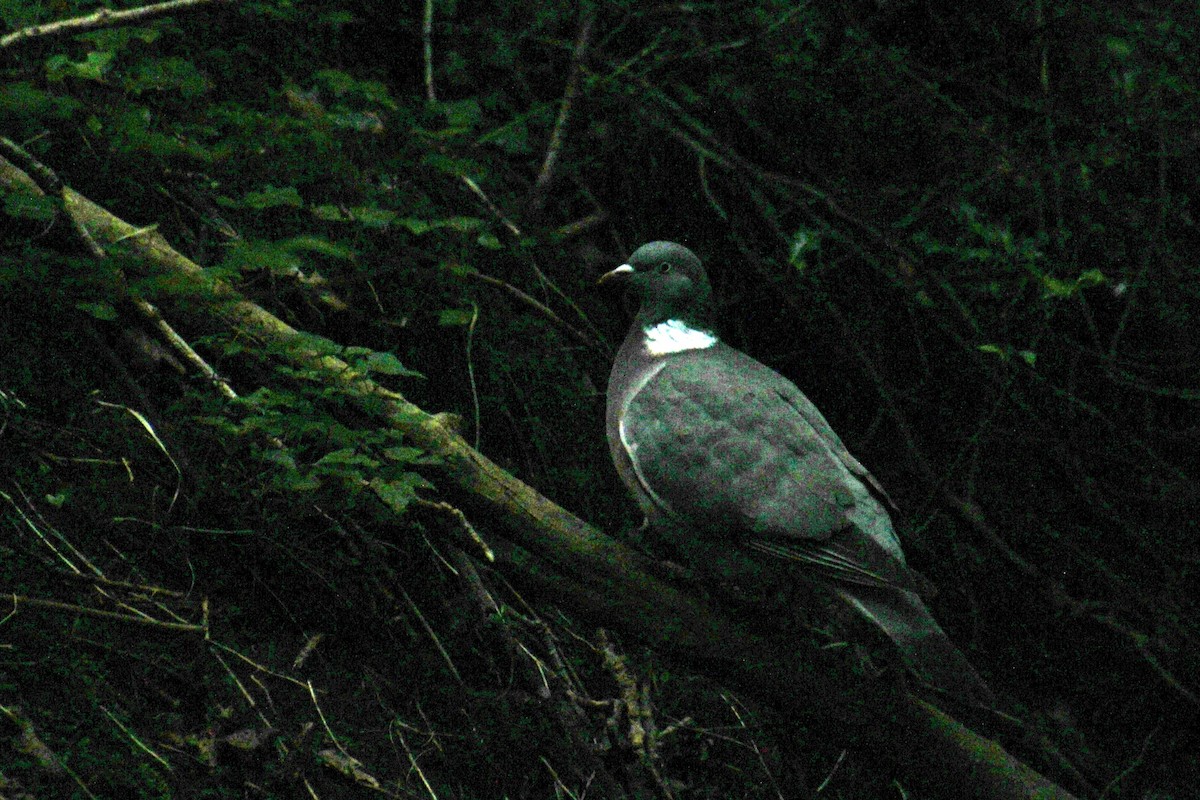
left=643, top=319, right=718, bottom=355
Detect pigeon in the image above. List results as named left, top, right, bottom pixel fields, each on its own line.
left=600, top=240, right=994, bottom=704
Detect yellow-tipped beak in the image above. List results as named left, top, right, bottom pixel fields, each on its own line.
left=597, top=263, right=634, bottom=286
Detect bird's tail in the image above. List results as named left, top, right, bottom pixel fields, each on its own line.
left=836, top=586, right=995, bottom=706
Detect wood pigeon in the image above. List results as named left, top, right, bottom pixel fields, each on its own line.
left=600, top=241, right=994, bottom=705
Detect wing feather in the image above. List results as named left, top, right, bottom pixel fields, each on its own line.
left=622, top=344, right=914, bottom=590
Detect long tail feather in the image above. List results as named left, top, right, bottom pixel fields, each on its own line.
left=836, top=586, right=995, bottom=706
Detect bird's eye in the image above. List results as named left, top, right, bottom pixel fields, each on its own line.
left=657, top=262, right=672, bottom=274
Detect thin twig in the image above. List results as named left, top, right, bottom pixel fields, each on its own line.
left=308, top=680, right=354, bottom=765
left=0, top=592, right=206, bottom=632
left=1, top=0, right=232, bottom=48
left=459, top=174, right=520, bottom=237
left=400, top=587, right=464, bottom=686
left=208, top=639, right=312, bottom=689
left=140, top=297, right=238, bottom=399
left=95, top=399, right=183, bottom=513
left=422, top=0, right=436, bottom=102
left=466, top=302, right=481, bottom=450
left=464, top=270, right=602, bottom=352
left=415, top=498, right=494, bottom=562
left=529, top=9, right=595, bottom=213
left=393, top=725, right=440, bottom=800
left=100, top=705, right=173, bottom=771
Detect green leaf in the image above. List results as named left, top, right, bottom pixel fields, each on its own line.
left=80, top=27, right=160, bottom=48
left=123, top=56, right=210, bottom=98
left=397, top=216, right=484, bottom=236
left=281, top=235, right=356, bottom=260
left=438, top=308, right=474, bottom=327
left=383, top=446, right=426, bottom=462
left=477, top=113, right=534, bottom=154
left=437, top=97, right=482, bottom=129
left=477, top=232, right=502, bottom=250
left=0, top=81, right=81, bottom=119
left=357, top=351, right=421, bottom=377
left=421, top=152, right=486, bottom=178
left=315, top=449, right=378, bottom=468
left=76, top=302, right=119, bottom=321
left=312, top=204, right=397, bottom=227
left=241, top=185, right=303, bottom=210
left=370, top=473, right=434, bottom=514
left=45, top=50, right=114, bottom=83
left=1106, top=37, right=1133, bottom=58
left=1040, top=275, right=1074, bottom=297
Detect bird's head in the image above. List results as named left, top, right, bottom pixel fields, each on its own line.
left=598, top=241, right=713, bottom=328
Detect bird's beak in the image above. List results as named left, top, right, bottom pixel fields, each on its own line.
left=597, top=263, right=634, bottom=286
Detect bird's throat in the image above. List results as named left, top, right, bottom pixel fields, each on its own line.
left=642, top=319, right=718, bottom=356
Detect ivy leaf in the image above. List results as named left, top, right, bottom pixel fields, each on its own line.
left=239, top=185, right=303, bottom=210
left=312, top=204, right=397, bottom=227
left=397, top=216, right=484, bottom=236
left=76, top=302, right=119, bottom=321
left=315, top=449, right=378, bottom=468
left=383, top=446, right=426, bottom=462
left=436, top=97, right=482, bottom=129
left=46, top=51, right=115, bottom=83
left=356, top=351, right=422, bottom=377
left=438, top=308, right=474, bottom=327
left=281, top=235, right=356, bottom=260
left=370, top=474, right=434, bottom=514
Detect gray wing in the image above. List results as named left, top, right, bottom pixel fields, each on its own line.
left=766, top=370, right=896, bottom=508
left=621, top=345, right=911, bottom=589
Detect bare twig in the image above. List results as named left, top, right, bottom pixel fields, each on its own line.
left=0, top=592, right=206, bottom=632
left=552, top=212, right=607, bottom=241
left=466, top=302, right=481, bottom=449
left=208, top=639, right=312, bottom=690
left=422, top=0, right=437, bottom=102
left=100, top=705, right=173, bottom=771
left=464, top=270, right=602, bottom=352
left=394, top=725, right=440, bottom=800
left=414, top=499, right=494, bottom=562
left=400, top=587, right=464, bottom=686
left=459, top=174, right=520, bottom=237
left=529, top=9, right=595, bottom=213
left=94, top=399, right=183, bottom=512
left=1, top=0, right=233, bottom=49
